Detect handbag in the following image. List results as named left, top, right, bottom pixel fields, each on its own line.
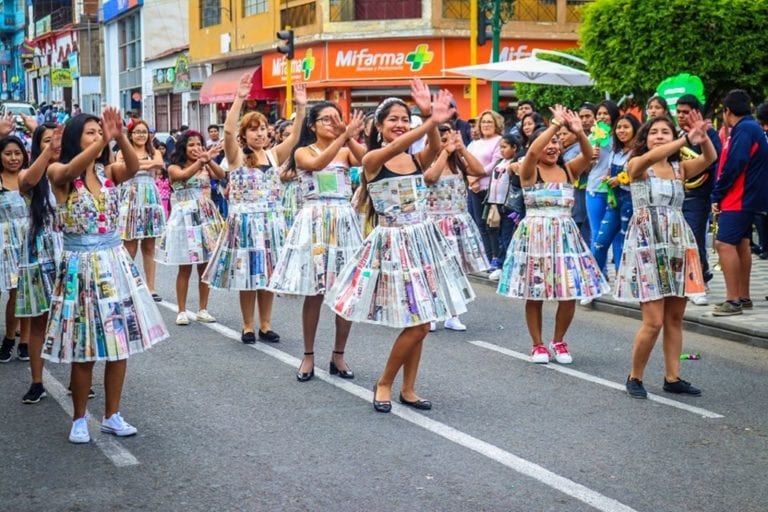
left=504, top=173, right=525, bottom=212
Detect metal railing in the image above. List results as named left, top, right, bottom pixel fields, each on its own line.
left=442, top=0, right=591, bottom=23
left=330, top=0, right=422, bottom=22
left=281, top=2, right=317, bottom=28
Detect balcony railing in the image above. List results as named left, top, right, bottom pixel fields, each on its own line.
left=443, top=0, right=591, bottom=23
left=330, top=0, right=422, bottom=22
left=281, top=2, right=317, bottom=28
left=50, top=5, right=74, bottom=30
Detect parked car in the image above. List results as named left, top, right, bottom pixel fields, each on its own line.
left=0, top=102, right=36, bottom=117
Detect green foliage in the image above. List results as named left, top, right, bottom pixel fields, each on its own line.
left=579, top=0, right=768, bottom=107
left=513, top=48, right=603, bottom=110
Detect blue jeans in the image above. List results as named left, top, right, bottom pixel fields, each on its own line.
left=586, top=191, right=608, bottom=247
left=591, top=190, right=632, bottom=273
left=682, top=195, right=710, bottom=279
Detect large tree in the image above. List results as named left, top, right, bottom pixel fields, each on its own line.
left=579, top=0, right=768, bottom=106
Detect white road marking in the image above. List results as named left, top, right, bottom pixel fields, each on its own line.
left=466, top=339, right=725, bottom=419
left=158, top=301, right=639, bottom=512
left=42, top=368, right=140, bottom=467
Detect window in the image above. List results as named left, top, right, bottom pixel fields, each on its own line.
left=243, top=0, right=267, bottom=17
left=280, top=2, right=316, bottom=28
left=330, top=0, right=421, bottom=22
left=118, top=14, right=141, bottom=71
left=200, top=0, right=221, bottom=27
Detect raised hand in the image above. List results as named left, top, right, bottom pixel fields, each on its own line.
left=293, top=82, right=307, bottom=106
left=0, top=113, right=15, bottom=137
left=445, top=135, right=457, bottom=154
left=49, top=124, right=64, bottom=157
left=100, top=106, right=124, bottom=141
left=237, top=72, right=253, bottom=100
left=20, top=113, right=38, bottom=132
left=344, top=110, right=366, bottom=139
left=410, top=78, right=432, bottom=116
left=207, top=142, right=223, bottom=161
left=430, top=89, right=456, bottom=124
left=685, top=110, right=708, bottom=145
left=452, top=131, right=466, bottom=152
left=548, top=104, right=568, bottom=127
left=563, top=108, right=583, bottom=135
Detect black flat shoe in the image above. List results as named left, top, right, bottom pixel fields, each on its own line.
left=241, top=331, right=256, bottom=344
left=151, top=293, right=162, bottom=302
left=258, top=329, right=281, bottom=343
left=399, top=393, right=432, bottom=410
left=297, top=352, right=314, bottom=382
left=372, top=383, right=391, bottom=413
left=329, top=350, right=354, bottom=379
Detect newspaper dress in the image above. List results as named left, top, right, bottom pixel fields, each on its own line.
left=0, top=184, right=27, bottom=292
left=497, top=180, right=609, bottom=300
left=155, top=171, right=223, bottom=265
left=15, top=192, right=63, bottom=317
left=325, top=174, right=475, bottom=328
left=426, top=174, right=489, bottom=273
left=281, top=178, right=302, bottom=230
left=614, top=163, right=705, bottom=302
left=42, top=165, right=169, bottom=363
left=268, top=158, right=362, bottom=295
left=203, top=158, right=286, bottom=290
left=117, top=169, right=167, bottom=240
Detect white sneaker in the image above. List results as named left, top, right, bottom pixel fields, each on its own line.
left=429, top=322, right=437, bottom=332
left=195, top=309, right=216, bottom=323
left=531, top=345, right=550, bottom=364
left=549, top=341, right=573, bottom=364
left=101, top=412, right=138, bottom=437
left=580, top=298, right=593, bottom=306
left=68, top=417, right=90, bottom=444
left=175, top=312, right=190, bottom=325
left=488, top=269, right=502, bottom=281
left=444, top=317, right=467, bottom=331
left=691, top=294, right=709, bottom=306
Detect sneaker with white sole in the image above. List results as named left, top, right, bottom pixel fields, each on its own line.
left=101, top=412, right=138, bottom=437
left=580, top=298, right=593, bottom=306
left=444, top=317, right=467, bottom=331
left=69, top=417, right=90, bottom=444
left=690, top=294, right=708, bottom=306
left=531, top=345, right=550, bottom=364
left=429, top=322, right=436, bottom=332
left=549, top=341, right=573, bottom=364
left=175, top=312, right=190, bottom=325
left=195, top=309, right=216, bottom=323
left=488, top=269, right=502, bottom=281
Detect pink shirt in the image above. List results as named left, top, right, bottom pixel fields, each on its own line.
left=467, top=135, right=502, bottom=190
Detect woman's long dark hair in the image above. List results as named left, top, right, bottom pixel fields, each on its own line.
left=0, top=136, right=30, bottom=173
left=58, top=114, right=110, bottom=167
left=438, top=120, right=468, bottom=176
left=128, top=120, right=155, bottom=158
left=597, top=100, right=621, bottom=128
left=520, top=112, right=546, bottom=148
left=284, top=101, right=342, bottom=174
left=633, top=116, right=680, bottom=162
left=168, top=130, right=203, bottom=167
left=28, top=124, right=58, bottom=236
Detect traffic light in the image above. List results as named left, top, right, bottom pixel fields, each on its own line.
left=276, top=29, right=295, bottom=60
left=477, top=4, right=492, bottom=46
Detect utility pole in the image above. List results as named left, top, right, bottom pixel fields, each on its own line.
left=469, top=0, right=478, bottom=118
left=490, top=0, right=502, bottom=111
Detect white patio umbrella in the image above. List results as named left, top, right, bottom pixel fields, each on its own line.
left=445, top=49, right=595, bottom=87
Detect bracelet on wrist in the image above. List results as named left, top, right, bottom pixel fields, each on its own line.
left=551, top=118, right=562, bottom=128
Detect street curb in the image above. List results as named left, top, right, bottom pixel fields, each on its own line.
left=469, top=274, right=768, bottom=349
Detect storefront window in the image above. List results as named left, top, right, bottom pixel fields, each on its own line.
left=243, top=0, right=268, bottom=17
left=330, top=0, right=421, bottom=22
left=200, top=0, right=221, bottom=27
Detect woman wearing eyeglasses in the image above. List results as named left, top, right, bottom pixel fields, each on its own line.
left=116, top=120, right=167, bottom=302
left=268, top=102, right=366, bottom=381
left=202, top=72, right=306, bottom=344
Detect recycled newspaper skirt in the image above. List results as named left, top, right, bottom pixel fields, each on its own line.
left=202, top=203, right=287, bottom=290
left=117, top=174, right=167, bottom=240
left=497, top=212, right=609, bottom=300
left=42, top=233, right=169, bottom=363
left=325, top=219, right=475, bottom=328
left=0, top=195, right=27, bottom=292
left=155, top=188, right=223, bottom=265
left=430, top=212, right=489, bottom=274
left=614, top=206, right=705, bottom=302
left=268, top=199, right=362, bottom=296
left=15, top=226, right=63, bottom=317
left=281, top=180, right=302, bottom=230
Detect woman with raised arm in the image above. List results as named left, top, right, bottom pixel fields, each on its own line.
left=497, top=106, right=608, bottom=365
left=326, top=80, right=475, bottom=413
left=156, top=131, right=225, bottom=325
left=116, top=120, right=166, bottom=301
left=616, top=113, right=716, bottom=399
left=267, top=102, right=366, bottom=380
left=43, top=109, right=169, bottom=443
left=422, top=121, right=487, bottom=332
left=12, top=124, right=64, bottom=404
left=203, top=72, right=307, bottom=344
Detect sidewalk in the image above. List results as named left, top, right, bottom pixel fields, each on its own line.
left=471, top=253, right=768, bottom=348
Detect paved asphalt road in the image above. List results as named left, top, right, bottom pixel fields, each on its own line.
left=1, top=267, right=767, bottom=512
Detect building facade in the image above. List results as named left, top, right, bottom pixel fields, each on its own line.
left=0, top=0, right=26, bottom=102
left=189, top=0, right=590, bottom=121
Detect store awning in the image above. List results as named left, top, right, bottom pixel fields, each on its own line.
left=199, top=66, right=278, bottom=104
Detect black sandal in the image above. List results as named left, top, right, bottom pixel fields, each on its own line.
left=329, top=350, right=354, bottom=379
left=296, top=352, right=314, bottom=382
